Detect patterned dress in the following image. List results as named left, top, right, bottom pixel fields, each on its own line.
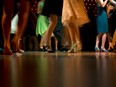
left=62, top=0, right=90, bottom=27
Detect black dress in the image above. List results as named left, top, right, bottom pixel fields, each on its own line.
left=42, top=0, right=63, bottom=17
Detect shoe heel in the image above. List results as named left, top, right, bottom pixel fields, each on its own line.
left=95, top=47, right=100, bottom=52
left=100, top=48, right=108, bottom=52
left=67, top=43, right=77, bottom=53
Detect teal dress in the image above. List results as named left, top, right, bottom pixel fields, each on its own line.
left=96, top=5, right=108, bottom=33
left=36, top=1, right=49, bottom=36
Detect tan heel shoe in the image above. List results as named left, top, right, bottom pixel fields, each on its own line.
left=67, top=43, right=77, bottom=53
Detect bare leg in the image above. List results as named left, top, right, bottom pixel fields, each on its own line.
left=2, top=0, right=14, bottom=55
left=101, top=33, right=107, bottom=50
left=12, top=0, right=30, bottom=52
left=111, top=30, right=116, bottom=48
left=40, top=31, right=51, bottom=50
left=40, top=31, right=48, bottom=48
left=95, top=33, right=102, bottom=50
left=75, top=26, right=82, bottom=51
left=66, top=22, right=78, bottom=52
left=45, top=14, right=58, bottom=46
left=61, top=26, right=71, bottom=48
left=107, top=34, right=113, bottom=50
left=67, top=22, right=76, bottom=46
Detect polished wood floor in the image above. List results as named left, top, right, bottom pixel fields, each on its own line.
left=0, top=51, right=116, bottom=87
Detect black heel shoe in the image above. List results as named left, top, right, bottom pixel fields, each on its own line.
left=43, top=46, right=50, bottom=51
left=108, top=47, right=114, bottom=52
left=95, top=47, right=100, bottom=52
left=100, top=48, right=108, bottom=52
left=47, top=49, right=55, bottom=53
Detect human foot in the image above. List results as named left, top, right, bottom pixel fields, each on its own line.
left=3, top=47, right=12, bottom=55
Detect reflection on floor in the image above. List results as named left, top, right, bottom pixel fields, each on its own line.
left=0, top=51, right=116, bottom=87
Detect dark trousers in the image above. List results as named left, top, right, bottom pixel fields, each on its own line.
left=53, top=16, right=63, bottom=50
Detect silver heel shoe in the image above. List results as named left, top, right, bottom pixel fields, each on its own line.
left=95, top=47, right=100, bottom=52
left=67, top=43, right=77, bottom=53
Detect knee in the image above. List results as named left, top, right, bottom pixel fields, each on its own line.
left=50, top=15, right=58, bottom=26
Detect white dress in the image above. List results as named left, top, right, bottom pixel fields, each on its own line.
left=11, top=13, right=18, bottom=34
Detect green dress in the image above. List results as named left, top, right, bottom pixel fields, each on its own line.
left=36, top=1, right=49, bottom=36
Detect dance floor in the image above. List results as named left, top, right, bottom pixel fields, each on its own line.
left=0, top=51, right=116, bottom=87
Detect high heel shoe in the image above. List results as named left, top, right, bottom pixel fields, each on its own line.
left=100, top=48, right=108, bottom=52
left=108, top=47, right=114, bottom=52
left=43, top=46, right=49, bottom=51
left=67, top=43, right=77, bottom=53
left=95, top=47, right=100, bottom=52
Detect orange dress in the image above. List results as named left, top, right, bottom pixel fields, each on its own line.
left=62, top=0, right=90, bottom=27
